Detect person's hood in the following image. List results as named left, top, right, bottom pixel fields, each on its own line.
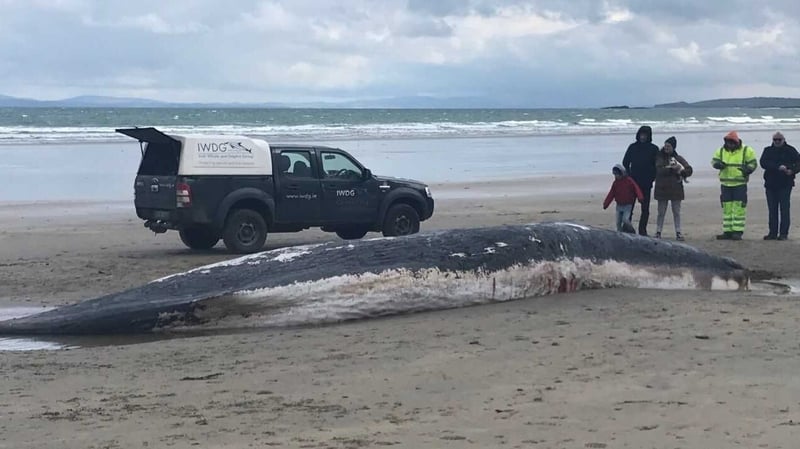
left=613, top=163, right=627, bottom=176
left=725, top=130, right=740, bottom=143
left=724, top=130, right=742, bottom=149
left=635, top=125, right=653, bottom=143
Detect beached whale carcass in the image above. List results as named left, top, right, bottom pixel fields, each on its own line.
left=0, top=222, right=749, bottom=335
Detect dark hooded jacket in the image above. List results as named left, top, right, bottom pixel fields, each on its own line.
left=622, top=125, right=659, bottom=189
left=760, top=141, right=800, bottom=189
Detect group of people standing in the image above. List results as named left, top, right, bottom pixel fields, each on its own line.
left=604, top=125, right=693, bottom=239
left=603, top=125, right=800, bottom=241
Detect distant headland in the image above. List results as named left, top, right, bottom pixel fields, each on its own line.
left=653, top=97, right=800, bottom=109
left=2, top=93, right=800, bottom=109
left=600, top=105, right=649, bottom=110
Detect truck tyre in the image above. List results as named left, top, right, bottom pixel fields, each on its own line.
left=335, top=227, right=369, bottom=240
left=381, top=204, right=420, bottom=237
left=179, top=226, right=220, bottom=250
left=222, top=209, right=267, bottom=254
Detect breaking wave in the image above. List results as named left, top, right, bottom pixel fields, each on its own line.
left=1, top=113, right=800, bottom=144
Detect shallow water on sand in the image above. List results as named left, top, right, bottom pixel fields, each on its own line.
left=3, top=131, right=798, bottom=203
left=0, top=308, right=71, bottom=351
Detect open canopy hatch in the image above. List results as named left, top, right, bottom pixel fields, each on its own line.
left=116, top=127, right=179, bottom=145
left=116, top=127, right=180, bottom=157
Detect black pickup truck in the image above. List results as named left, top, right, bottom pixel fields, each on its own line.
left=117, top=127, right=434, bottom=253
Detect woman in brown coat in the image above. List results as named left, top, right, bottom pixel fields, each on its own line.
left=654, top=136, right=692, bottom=240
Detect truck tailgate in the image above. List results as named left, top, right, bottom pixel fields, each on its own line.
left=134, top=175, right=177, bottom=210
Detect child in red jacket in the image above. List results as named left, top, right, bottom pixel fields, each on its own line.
left=604, top=164, right=644, bottom=233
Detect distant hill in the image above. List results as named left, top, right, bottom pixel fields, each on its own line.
left=0, top=93, right=524, bottom=109
left=7, top=93, right=800, bottom=109
left=0, top=94, right=45, bottom=107
left=0, top=94, right=290, bottom=108
left=655, top=97, right=800, bottom=108
left=61, top=95, right=171, bottom=107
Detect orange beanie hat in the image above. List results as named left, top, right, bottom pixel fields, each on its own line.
left=724, top=131, right=740, bottom=142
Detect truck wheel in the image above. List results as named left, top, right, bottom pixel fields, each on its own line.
left=222, top=209, right=267, bottom=254
left=336, top=227, right=369, bottom=240
left=381, top=204, right=420, bottom=237
left=179, top=226, right=220, bottom=250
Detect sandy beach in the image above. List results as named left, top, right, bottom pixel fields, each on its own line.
left=2, top=171, right=800, bottom=448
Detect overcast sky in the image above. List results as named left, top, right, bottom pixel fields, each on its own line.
left=2, top=0, right=799, bottom=107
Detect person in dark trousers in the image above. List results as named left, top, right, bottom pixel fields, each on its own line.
left=623, top=125, right=659, bottom=236
left=759, top=131, right=800, bottom=240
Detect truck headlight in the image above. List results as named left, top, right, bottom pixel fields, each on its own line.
left=424, top=186, right=432, bottom=198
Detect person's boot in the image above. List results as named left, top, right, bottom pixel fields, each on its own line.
left=716, top=231, right=732, bottom=240
left=730, top=232, right=743, bottom=240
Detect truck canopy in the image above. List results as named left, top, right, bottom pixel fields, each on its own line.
left=117, top=127, right=272, bottom=176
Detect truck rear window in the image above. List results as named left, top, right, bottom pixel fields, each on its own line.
left=138, top=141, right=181, bottom=175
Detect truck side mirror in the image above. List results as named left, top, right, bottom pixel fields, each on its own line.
left=363, top=168, right=372, bottom=180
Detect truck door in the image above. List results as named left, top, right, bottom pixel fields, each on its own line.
left=274, top=149, right=322, bottom=224
left=319, top=150, right=378, bottom=224
left=117, top=127, right=181, bottom=213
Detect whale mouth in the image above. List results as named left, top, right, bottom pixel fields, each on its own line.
left=749, top=279, right=800, bottom=296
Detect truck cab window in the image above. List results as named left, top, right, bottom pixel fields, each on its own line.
left=322, top=152, right=362, bottom=180
left=278, top=151, right=313, bottom=178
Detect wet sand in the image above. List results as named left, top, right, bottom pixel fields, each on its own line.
left=2, top=172, right=800, bottom=448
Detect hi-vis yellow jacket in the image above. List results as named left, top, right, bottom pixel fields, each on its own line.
left=712, top=144, right=757, bottom=187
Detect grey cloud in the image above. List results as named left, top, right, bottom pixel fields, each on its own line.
left=396, top=17, right=453, bottom=37
left=1, top=0, right=800, bottom=105
left=623, top=0, right=800, bottom=25
left=405, top=0, right=472, bottom=16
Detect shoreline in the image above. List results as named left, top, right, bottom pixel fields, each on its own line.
left=0, top=171, right=717, bottom=211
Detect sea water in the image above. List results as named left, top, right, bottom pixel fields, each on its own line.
left=1, top=106, right=800, bottom=143
left=0, top=106, right=798, bottom=202
left=1, top=131, right=798, bottom=203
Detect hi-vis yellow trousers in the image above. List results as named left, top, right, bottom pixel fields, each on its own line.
left=721, top=185, right=747, bottom=233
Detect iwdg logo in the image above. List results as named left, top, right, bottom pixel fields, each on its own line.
left=197, top=141, right=253, bottom=153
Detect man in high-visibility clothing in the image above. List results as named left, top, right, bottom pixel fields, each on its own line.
left=712, top=131, right=758, bottom=240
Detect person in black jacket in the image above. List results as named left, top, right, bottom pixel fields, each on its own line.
left=760, top=131, right=800, bottom=240
left=622, top=125, right=659, bottom=236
